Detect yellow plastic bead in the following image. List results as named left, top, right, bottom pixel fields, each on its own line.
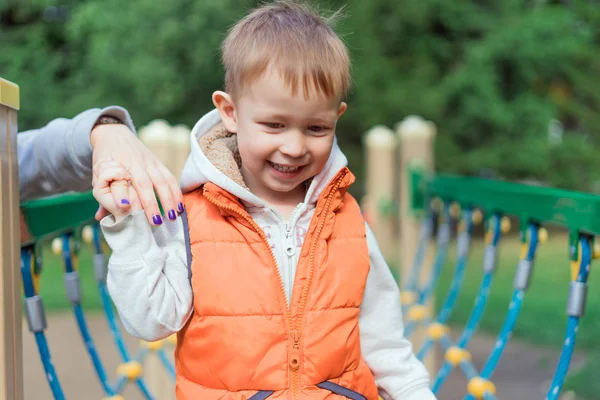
left=450, top=202, right=461, bottom=218
left=537, top=228, right=548, bottom=244
left=407, top=305, right=428, bottom=321
left=471, top=209, right=483, bottom=225
left=400, top=291, right=417, bottom=305
left=117, top=361, right=142, bottom=380
left=593, top=243, right=600, bottom=260
left=51, top=238, right=63, bottom=255
left=427, top=323, right=448, bottom=341
left=430, top=197, right=442, bottom=212
left=467, top=377, right=497, bottom=398
left=82, top=225, right=94, bottom=244
left=445, top=346, right=471, bottom=367
left=102, top=396, right=124, bottom=400
left=141, top=340, right=164, bottom=351
left=484, top=230, right=493, bottom=245
left=500, top=216, right=511, bottom=234
left=167, top=334, right=178, bottom=345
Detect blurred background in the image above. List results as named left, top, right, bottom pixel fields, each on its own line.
left=3, top=0, right=600, bottom=195
left=3, top=1, right=600, bottom=399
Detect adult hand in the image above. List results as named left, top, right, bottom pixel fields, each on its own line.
left=90, top=124, right=183, bottom=225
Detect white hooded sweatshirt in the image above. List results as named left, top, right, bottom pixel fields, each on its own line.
left=101, top=109, right=436, bottom=400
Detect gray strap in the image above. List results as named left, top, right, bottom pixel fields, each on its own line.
left=316, top=381, right=367, bottom=400
left=181, top=209, right=192, bottom=280
left=248, top=391, right=274, bottom=400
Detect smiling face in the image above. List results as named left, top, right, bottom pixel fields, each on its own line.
left=213, top=69, right=346, bottom=206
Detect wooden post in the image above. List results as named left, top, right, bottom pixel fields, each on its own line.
left=396, top=115, right=437, bottom=374
left=169, top=125, right=191, bottom=183
left=362, top=125, right=397, bottom=262
left=139, top=121, right=191, bottom=183
left=0, top=77, right=24, bottom=400
left=138, top=120, right=173, bottom=171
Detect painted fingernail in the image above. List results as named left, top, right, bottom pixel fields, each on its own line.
left=121, top=199, right=130, bottom=205
left=152, top=215, right=163, bottom=225
left=177, top=202, right=184, bottom=213
left=168, top=210, right=177, bottom=221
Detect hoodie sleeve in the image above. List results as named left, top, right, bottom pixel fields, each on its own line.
left=18, top=106, right=135, bottom=202
left=101, top=210, right=193, bottom=341
left=359, top=222, right=437, bottom=400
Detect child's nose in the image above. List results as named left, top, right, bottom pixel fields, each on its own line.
left=280, top=131, right=307, bottom=158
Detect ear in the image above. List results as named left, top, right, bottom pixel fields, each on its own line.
left=212, top=91, right=238, bottom=133
left=337, top=102, right=347, bottom=119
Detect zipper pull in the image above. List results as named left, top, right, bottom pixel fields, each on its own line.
left=292, top=330, right=300, bottom=348
left=285, top=221, right=292, bottom=238
left=289, top=330, right=301, bottom=371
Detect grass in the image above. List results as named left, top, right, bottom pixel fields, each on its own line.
left=34, top=232, right=600, bottom=397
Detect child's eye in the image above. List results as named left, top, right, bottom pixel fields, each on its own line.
left=262, top=122, right=284, bottom=129
left=308, top=126, right=329, bottom=133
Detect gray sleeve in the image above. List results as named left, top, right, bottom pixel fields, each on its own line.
left=18, top=106, right=135, bottom=202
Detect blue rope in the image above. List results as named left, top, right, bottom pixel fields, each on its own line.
left=483, top=392, right=498, bottom=400
left=417, top=210, right=474, bottom=360
left=417, top=207, right=452, bottom=305
left=158, top=349, right=177, bottom=381
left=545, top=236, right=591, bottom=400
left=432, top=214, right=502, bottom=394
left=93, top=225, right=132, bottom=361
left=92, top=225, right=156, bottom=400
left=402, top=213, right=434, bottom=292
left=62, top=234, right=116, bottom=397
left=463, top=223, right=541, bottom=400
left=34, top=332, right=66, bottom=400
left=72, top=304, right=116, bottom=396
left=135, top=378, right=157, bottom=400
left=21, top=247, right=66, bottom=400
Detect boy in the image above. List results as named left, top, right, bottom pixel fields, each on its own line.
left=93, top=1, right=437, bottom=399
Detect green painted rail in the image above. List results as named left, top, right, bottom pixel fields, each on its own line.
left=20, top=191, right=97, bottom=246
left=427, top=174, right=600, bottom=235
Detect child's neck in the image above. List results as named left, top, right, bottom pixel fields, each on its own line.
left=249, top=185, right=306, bottom=220
left=263, top=189, right=305, bottom=220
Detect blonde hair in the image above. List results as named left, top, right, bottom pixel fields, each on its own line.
left=221, top=1, right=350, bottom=100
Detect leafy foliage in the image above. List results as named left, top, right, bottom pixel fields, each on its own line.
left=2, top=0, right=600, bottom=191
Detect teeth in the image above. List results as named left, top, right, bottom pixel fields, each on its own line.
left=271, top=163, right=301, bottom=173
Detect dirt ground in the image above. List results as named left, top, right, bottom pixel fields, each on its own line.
left=21, top=313, right=585, bottom=399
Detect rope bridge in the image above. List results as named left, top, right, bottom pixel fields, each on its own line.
left=397, top=175, right=597, bottom=400
left=20, top=193, right=176, bottom=400
left=15, top=173, right=597, bottom=400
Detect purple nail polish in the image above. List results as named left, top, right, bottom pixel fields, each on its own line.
left=168, top=210, right=176, bottom=221
left=177, top=202, right=184, bottom=213
left=152, top=215, right=163, bottom=225
left=121, top=199, right=130, bottom=205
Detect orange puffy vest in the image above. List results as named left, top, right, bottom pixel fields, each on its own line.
left=176, top=168, right=379, bottom=400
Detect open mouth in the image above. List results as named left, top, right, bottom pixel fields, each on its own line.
left=268, top=161, right=305, bottom=174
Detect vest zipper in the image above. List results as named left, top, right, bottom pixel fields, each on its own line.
left=290, top=171, right=347, bottom=400
left=203, top=193, right=294, bottom=341
left=204, top=171, right=347, bottom=400
left=284, top=221, right=294, bottom=302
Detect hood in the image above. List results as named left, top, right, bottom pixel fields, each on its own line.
left=180, top=108, right=348, bottom=208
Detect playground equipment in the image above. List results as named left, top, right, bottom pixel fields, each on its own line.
left=0, top=76, right=596, bottom=399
